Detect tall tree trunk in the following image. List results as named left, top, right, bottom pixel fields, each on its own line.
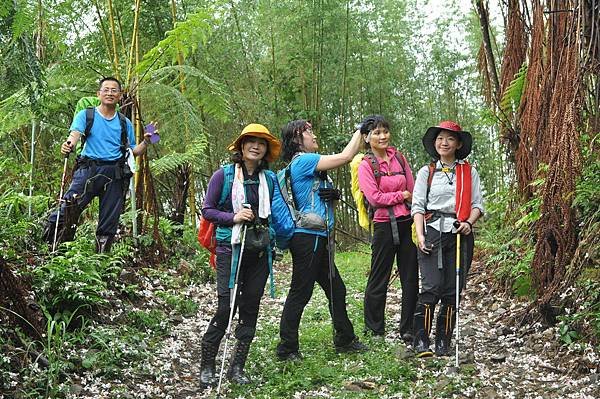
left=170, top=0, right=196, bottom=229
left=475, top=0, right=501, bottom=104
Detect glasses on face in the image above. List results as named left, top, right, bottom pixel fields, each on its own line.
left=100, top=88, right=120, bottom=94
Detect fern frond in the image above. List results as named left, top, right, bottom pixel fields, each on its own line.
left=139, top=82, right=208, bottom=145
left=500, top=62, right=528, bottom=115
left=137, top=10, right=214, bottom=74
left=150, top=139, right=208, bottom=176
left=148, top=65, right=231, bottom=122
left=0, top=88, right=33, bottom=138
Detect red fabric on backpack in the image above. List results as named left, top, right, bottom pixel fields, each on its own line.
left=455, top=162, right=472, bottom=222
left=197, top=217, right=217, bottom=269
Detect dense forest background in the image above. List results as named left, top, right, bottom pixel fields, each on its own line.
left=0, top=0, right=598, bottom=397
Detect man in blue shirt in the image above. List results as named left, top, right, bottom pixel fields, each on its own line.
left=276, top=120, right=368, bottom=361
left=44, top=77, right=152, bottom=253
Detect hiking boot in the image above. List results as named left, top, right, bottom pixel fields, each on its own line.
left=95, top=235, right=113, bottom=254
left=414, top=334, right=434, bottom=358
left=199, top=341, right=219, bottom=389
left=277, top=351, right=303, bottom=362
left=435, top=304, right=455, bottom=357
left=227, top=341, right=251, bottom=385
left=401, top=332, right=414, bottom=345
left=335, top=338, right=369, bottom=354
left=413, top=302, right=435, bottom=358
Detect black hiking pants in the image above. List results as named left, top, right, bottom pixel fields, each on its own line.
left=364, top=218, right=418, bottom=336
left=277, top=233, right=357, bottom=356
left=416, top=228, right=474, bottom=307
left=202, top=248, right=269, bottom=346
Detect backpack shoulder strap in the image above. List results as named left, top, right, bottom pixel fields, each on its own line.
left=218, top=164, right=235, bottom=207
left=265, top=170, right=275, bottom=201
left=117, top=112, right=128, bottom=157
left=394, top=152, right=406, bottom=176
left=82, top=107, right=95, bottom=146
left=425, top=161, right=436, bottom=202
left=363, top=152, right=383, bottom=186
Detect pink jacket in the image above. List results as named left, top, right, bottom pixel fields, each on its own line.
left=357, top=147, right=415, bottom=223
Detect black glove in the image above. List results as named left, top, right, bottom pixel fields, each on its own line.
left=318, top=187, right=341, bottom=202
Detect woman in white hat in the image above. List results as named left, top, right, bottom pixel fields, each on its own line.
left=411, top=120, right=484, bottom=357
left=199, top=124, right=293, bottom=387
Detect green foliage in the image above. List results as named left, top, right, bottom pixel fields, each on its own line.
left=573, top=134, right=600, bottom=220
left=32, top=237, right=125, bottom=313
left=137, top=10, right=213, bottom=73
left=557, top=278, right=600, bottom=346
left=148, top=65, right=231, bottom=122
left=478, top=187, right=537, bottom=298
left=500, top=63, right=528, bottom=115
left=128, top=309, right=168, bottom=334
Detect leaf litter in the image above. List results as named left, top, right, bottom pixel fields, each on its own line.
left=64, top=258, right=598, bottom=399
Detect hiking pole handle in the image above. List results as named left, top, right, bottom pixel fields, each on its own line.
left=61, top=140, right=73, bottom=158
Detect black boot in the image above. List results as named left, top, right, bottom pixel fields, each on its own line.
left=435, top=304, right=455, bottom=357
left=42, top=222, right=56, bottom=244
left=95, top=235, right=113, bottom=253
left=227, top=341, right=251, bottom=385
left=199, top=341, right=219, bottom=389
left=413, top=303, right=435, bottom=358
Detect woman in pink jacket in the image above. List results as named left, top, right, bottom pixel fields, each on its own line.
left=357, top=115, right=418, bottom=343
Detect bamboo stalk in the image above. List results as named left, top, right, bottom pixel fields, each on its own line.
left=126, top=0, right=142, bottom=84
left=106, top=0, right=120, bottom=78
left=339, top=0, right=350, bottom=135
left=92, top=0, right=112, bottom=62
left=268, top=0, right=278, bottom=116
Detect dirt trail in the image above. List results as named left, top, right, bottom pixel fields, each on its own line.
left=70, top=260, right=599, bottom=398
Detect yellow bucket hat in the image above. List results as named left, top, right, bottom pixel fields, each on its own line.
left=228, top=123, right=282, bottom=163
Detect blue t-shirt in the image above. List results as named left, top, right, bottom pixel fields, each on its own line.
left=70, top=108, right=136, bottom=161
left=289, top=153, right=334, bottom=237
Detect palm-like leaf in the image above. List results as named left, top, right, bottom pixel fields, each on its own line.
left=500, top=63, right=528, bottom=115
left=149, top=65, right=231, bottom=123
left=136, top=10, right=213, bottom=74
left=150, top=140, right=208, bottom=177
left=140, top=82, right=209, bottom=176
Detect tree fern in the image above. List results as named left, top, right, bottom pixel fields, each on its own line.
left=150, top=140, right=208, bottom=177
left=149, top=65, right=231, bottom=122
left=0, top=88, right=32, bottom=138
left=500, top=62, right=528, bottom=115
left=137, top=10, right=214, bottom=74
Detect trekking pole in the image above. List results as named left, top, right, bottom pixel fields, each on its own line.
left=324, top=200, right=336, bottom=314
left=321, top=172, right=337, bottom=335
left=216, top=204, right=250, bottom=397
left=129, top=175, right=137, bottom=243
left=453, top=220, right=462, bottom=370
left=52, top=142, right=71, bottom=252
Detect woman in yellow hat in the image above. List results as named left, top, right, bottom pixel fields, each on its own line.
left=198, top=124, right=293, bottom=388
